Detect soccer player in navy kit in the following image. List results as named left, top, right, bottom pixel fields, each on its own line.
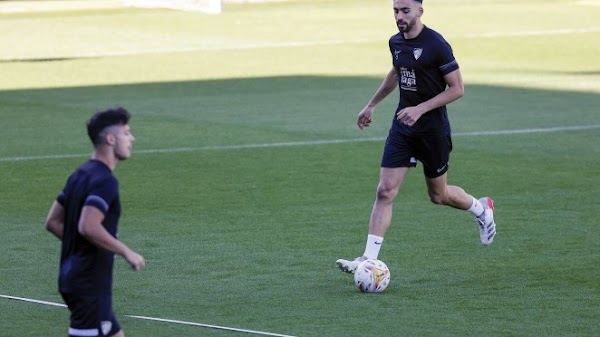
left=45, top=108, right=145, bottom=337
left=336, top=0, right=496, bottom=273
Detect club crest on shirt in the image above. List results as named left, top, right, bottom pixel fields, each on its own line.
left=413, top=48, right=423, bottom=60
left=101, top=321, right=112, bottom=335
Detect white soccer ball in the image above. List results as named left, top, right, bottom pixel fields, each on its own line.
left=354, top=259, right=391, bottom=293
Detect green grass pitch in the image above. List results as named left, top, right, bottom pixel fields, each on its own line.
left=0, top=0, right=599, bottom=336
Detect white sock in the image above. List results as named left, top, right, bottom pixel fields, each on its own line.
left=363, top=234, right=384, bottom=259
left=467, top=196, right=485, bottom=218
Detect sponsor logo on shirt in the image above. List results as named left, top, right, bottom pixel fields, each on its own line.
left=400, top=67, right=417, bottom=91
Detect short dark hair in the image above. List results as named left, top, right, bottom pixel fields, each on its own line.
left=87, top=107, right=131, bottom=145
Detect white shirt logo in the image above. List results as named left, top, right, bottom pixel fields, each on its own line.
left=101, top=321, right=113, bottom=335
left=413, top=48, right=423, bottom=60
left=400, top=67, right=417, bottom=91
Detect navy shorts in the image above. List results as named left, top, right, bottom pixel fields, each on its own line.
left=381, top=128, right=452, bottom=178
left=61, top=292, right=121, bottom=337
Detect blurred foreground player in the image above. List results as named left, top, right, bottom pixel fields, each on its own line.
left=45, top=107, right=145, bottom=337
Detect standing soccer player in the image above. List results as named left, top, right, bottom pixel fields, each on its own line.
left=45, top=107, right=145, bottom=337
left=336, top=0, right=496, bottom=273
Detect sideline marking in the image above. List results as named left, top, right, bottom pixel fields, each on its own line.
left=458, top=27, right=600, bottom=38
left=2, top=124, right=600, bottom=163
left=1, top=124, right=599, bottom=163
left=1, top=28, right=598, bottom=61
left=0, top=294, right=297, bottom=337
left=0, top=294, right=67, bottom=308
left=129, top=315, right=297, bottom=337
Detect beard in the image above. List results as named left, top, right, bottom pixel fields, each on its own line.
left=397, top=17, right=416, bottom=33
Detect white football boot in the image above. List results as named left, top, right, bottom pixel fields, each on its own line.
left=336, top=256, right=367, bottom=274
left=476, top=197, right=496, bottom=245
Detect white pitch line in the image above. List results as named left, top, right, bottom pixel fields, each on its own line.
left=1, top=124, right=599, bottom=163
left=128, top=315, right=297, bottom=337
left=451, top=124, right=600, bottom=136
left=53, top=27, right=600, bottom=56
left=457, top=27, right=600, bottom=38
left=0, top=294, right=297, bottom=337
left=1, top=28, right=598, bottom=61
left=0, top=294, right=67, bottom=308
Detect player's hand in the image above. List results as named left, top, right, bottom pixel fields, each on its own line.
left=124, top=250, right=145, bottom=271
left=357, top=107, right=374, bottom=130
left=396, top=106, right=424, bottom=127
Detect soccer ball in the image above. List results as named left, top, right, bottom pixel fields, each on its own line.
left=354, top=259, right=391, bottom=293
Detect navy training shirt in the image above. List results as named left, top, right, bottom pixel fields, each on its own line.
left=56, top=159, right=121, bottom=295
left=389, top=26, right=459, bottom=136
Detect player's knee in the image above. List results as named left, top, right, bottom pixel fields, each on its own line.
left=376, top=185, right=398, bottom=203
